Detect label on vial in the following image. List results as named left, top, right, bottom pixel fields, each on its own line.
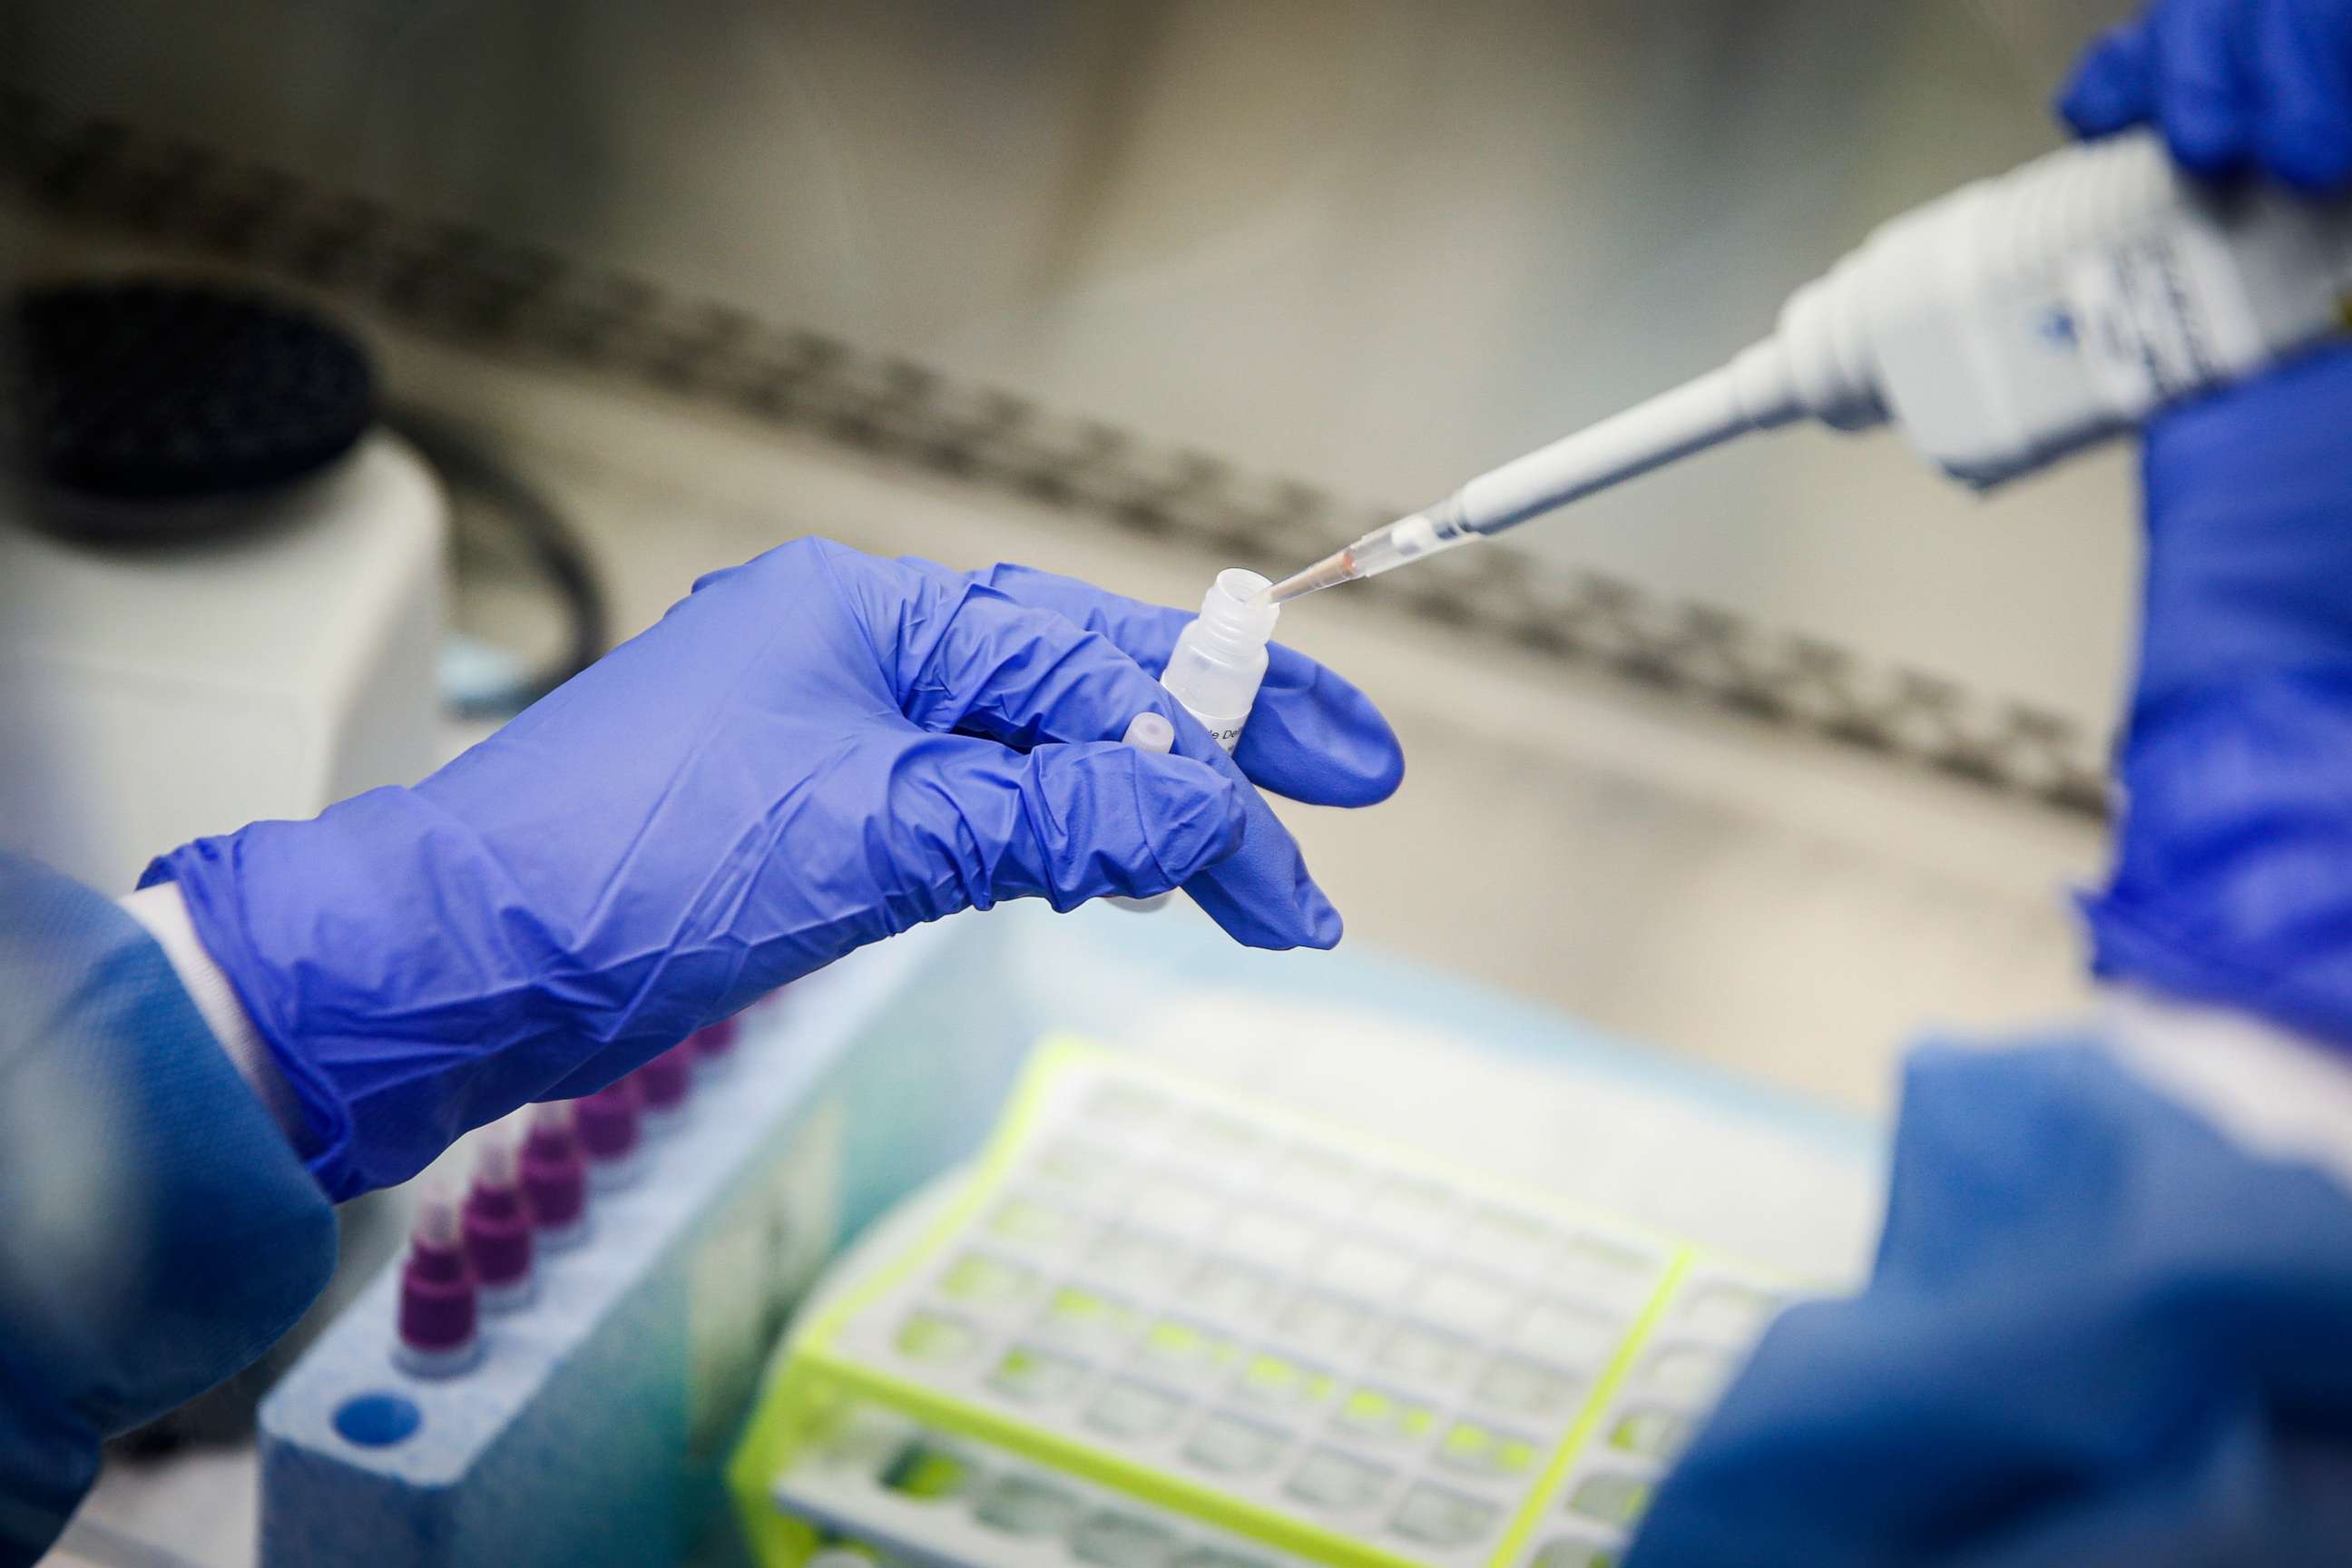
left=1181, top=704, right=1249, bottom=752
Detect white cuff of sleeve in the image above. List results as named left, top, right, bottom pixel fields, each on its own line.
left=2102, top=986, right=2352, bottom=1200
left=119, top=882, right=305, bottom=1141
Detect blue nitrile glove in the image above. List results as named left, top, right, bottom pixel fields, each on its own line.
left=1624, top=1040, right=2352, bottom=1567
left=144, top=540, right=1402, bottom=1199
left=1622, top=34, right=2352, bottom=1562
left=2081, top=348, right=2352, bottom=1044
left=913, top=559, right=1406, bottom=943
left=2060, top=0, right=2352, bottom=190
left=2054, top=0, right=2352, bottom=1047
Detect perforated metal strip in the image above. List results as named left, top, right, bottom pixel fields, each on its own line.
left=0, top=88, right=2109, bottom=818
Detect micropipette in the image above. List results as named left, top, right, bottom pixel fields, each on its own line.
left=1264, top=128, right=2352, bottom=605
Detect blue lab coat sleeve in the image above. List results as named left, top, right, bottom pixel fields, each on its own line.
left=1623, top=1038, right=2352, bottom=1568
left=0, top=853, right=337, bottom=1566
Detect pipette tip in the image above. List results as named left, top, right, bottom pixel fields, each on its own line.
left=1259, top=548, right=1359, bottom=605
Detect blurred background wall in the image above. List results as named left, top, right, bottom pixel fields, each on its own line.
left=2, top=0, right=2141, bottom=1122
left=10, top=0, right=2137, bottom=732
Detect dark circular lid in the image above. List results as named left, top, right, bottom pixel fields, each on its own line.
left=3, top=278, right=375, bottom=505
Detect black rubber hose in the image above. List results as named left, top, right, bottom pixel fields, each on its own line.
left=387, top=408, right=609, bottom=720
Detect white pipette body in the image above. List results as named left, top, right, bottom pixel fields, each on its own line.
left=1266, top=129, right=2352, bottom=603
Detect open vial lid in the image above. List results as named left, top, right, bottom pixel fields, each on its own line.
left=1198, top=569, right=1279, bottom=644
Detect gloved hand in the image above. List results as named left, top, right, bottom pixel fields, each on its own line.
left=2080, top=349, right=2352, bottom=1044
left=2055, top=0, right=2352, bottom=1044
left=1624, top=1039, right=2352, bottom=1567
left=2060, top=0, right=2352, bottom=190
left=146, top=539, right=1402, bottom=1198
left=1623, top=19, right=2352, bottom=1563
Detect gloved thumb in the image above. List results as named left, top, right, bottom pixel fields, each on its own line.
left=905, top=733, right=1247, bottom=912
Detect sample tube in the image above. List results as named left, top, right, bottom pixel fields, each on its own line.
left=520, top=1101, right=589, bottom=1250
left=575, top=1079, right=645, bottom=1191
left=1160, top=569, right=1279, bottom=752
left=691, top=1015, right=741, bottom=1078
left=395, top=1181, right=481, bottom=1378
left=462, top=1130, right=536, bottom=1311
left=630, top=1043, right=694, bottom=1136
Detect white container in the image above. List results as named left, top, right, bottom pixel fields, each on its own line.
left=1158, top=569, right=1279, bottom=752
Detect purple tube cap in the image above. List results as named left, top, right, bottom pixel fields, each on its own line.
left=463, top=1189, right=534, bottom=1289
left=398, top=1243, right=477, bottom=1352
left=521, top=1115, right=587, bottom=1231
left=575, top=1080, right=642, bottom=1163
left=632, top=1044, right=692, bottom=1112
left=692, top=1015, right=742, bottom=1059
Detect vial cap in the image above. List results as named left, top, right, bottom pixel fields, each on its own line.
left=632, top=1044, right=693, bottom=1112
left=576, top=1082, right=642, bottom=1162
left=1121, top=712, right=1176, bottom=753
left=1199, top=568, right=1279, bottom=642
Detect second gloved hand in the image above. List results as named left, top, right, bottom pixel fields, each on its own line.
left=146, top=540, right=1402, bottom=1197
left=2080, top=347, right=2352, bottom=1044
left=2060, top=0, right=2352, bottom=190
left=2055, top=0, right=2352, bottom=1045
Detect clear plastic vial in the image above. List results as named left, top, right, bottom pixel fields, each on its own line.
left=1160, top=569, right=1279, bottom=752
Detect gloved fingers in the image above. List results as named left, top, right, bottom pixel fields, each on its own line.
left=2060, top=20, right=2159, bottom=137
left=2132, top=345, right=2352, bottom=705
left=2143, top=339, right=2352, bottom=513
left=874, top=562, right=1196, bottom=753
left=2060, top=0, right=2352, bottom=191
left=2153, top=0, right=2259, bottom=174
left=883, top=556, right=1357, bottom=946
left=914, top=558, right=1406, bottom=809
left=1229, top=661, right=1407, bottom=809
left=1179, top=782, right=1348, bottom=950
left=916, top=730, right=1343, bottom=950
left=2250, top=0, right=2352, bottom=190
left=898, top=733, right=1246, bottom=911
left=828, top=549, right=1350, bottom=947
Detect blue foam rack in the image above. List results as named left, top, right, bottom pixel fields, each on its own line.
left=257, top=915, right=1027, bottom=1568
